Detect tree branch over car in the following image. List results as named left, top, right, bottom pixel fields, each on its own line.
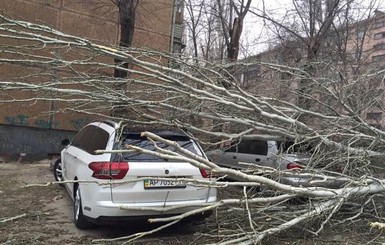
left=1, top=10, right=385, bottom=244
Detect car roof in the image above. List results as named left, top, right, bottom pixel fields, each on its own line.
left=94, top=120, right=190, bottom=138
left=120, top=125, right=188, bottom=138
left=122, top=129, right=189, bottom=138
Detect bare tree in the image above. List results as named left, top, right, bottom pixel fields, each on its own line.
left=184, top=0, right=226, bottom=62
left=216, top=0, right=252, bottom=62
left=184, top=0, right=252, bottom=63
left=109, top=0, right=139, bottom=117
left=184, top=0, right=204, bottom=62
left=247, top=1, right=384, bottom=119
left=2, top=12, right=385, bottom=244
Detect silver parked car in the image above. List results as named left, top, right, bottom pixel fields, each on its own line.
left=206, top=139, right=348, bottom=189
left=53, top=120, right=217, bottom=229
left=206, top=139, right=308, bottom=171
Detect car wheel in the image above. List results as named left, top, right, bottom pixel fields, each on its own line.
left=53, top=159, right=64, bottom=186
left=74, top=185, right=93, bottom=229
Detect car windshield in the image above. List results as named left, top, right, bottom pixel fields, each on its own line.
left=120, top=135, right=199, bottom=161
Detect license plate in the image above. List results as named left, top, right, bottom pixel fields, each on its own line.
left=144, top=179, right=186, bottom=189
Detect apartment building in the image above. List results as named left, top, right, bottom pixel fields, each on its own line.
left=356, top=11, right=385, bottom=129
left=0, top=0, right=184, bottom=160
left=236, top=10, right=385, bottom=129
left=0, top=0, right=184, bottom=130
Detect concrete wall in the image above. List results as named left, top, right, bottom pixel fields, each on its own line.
left=0, top=124, right=76, bottom=161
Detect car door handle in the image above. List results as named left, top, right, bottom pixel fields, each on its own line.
left=255, top=158, right=260, bottom=162
left=233, top=156, right=237, bottom=159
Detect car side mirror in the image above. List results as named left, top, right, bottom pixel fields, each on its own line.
left=61, top=139, right=71, bottom=146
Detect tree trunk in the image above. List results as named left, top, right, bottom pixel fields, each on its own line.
left=227, top=17, right=243, bottom=62
left=114, top=0, right=138, bottom=78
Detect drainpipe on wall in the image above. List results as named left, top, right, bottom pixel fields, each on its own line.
left=48, top=44, right=58, bottom=129
left=169, top=0, right=178, bottom=54
left=48, top=101, right=55, bottom=129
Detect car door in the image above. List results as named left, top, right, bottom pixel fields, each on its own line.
left=234, top=140, right=270, bottom=168
left=62, top=126, right=93, bottom=185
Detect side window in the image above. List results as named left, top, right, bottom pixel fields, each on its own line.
left=250, top=140, right=268, bottom=155
left=226, top=140, right=268, bottom=155
left=71, top=125, right=109, bottom=155
left=87, top=127, right=109, bottom=154
left=225, top=144, right=237, bottom=153
left=71, top=126, right=92, bottom=149
left=238, top=141, right=252, bottom=154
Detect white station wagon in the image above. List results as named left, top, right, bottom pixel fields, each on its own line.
left=54, top=121, right=217, bottom=229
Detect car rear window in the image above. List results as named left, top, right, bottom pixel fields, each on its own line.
left=119, top=135, right=200, bottom=161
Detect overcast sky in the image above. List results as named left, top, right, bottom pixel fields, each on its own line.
left=239, top=0, right=385, bottom=57
left=240, top=0, right=291, bottom=56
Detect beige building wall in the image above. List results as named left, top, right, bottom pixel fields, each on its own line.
left=345, top=11, right=385, bottom=128
left=237, top=11, right=385, bottom=129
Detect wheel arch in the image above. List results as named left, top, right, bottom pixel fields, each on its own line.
left=72, top=177, right=79, bottom=200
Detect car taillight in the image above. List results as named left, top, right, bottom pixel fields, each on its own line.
left=286, top=162, right=304, bottom=170
left=88, top=162, right=129, bottom=179
left=199, top=168, right=209, bottom=178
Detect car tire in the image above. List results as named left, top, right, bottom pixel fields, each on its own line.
left=53, top=158, right=64, bottom=186
left=74, top=185, right=93, bottom=229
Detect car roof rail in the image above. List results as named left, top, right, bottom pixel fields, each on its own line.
left=92, top=120, right=117, bottom=128
left=122, top=128, right=188, bottom=137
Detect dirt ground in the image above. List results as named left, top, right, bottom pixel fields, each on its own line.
left=0, top=161, right=212, bottom=245
left=1, top=161, right=385, bottom=245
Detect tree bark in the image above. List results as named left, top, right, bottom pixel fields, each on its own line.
left=114, top=0, right=138, bottom=78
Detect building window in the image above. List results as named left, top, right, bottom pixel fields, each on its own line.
left=238, top=64, right=259, bottom=88
left=374, top=21, right=385, bottom=29
left=352, top=49, right=361, bottom=60
left=239, top=73, right=246, bottom=87
left=374, top=43, right=385, bottom=50
left=366, top=112, right=382, bottom=120
left=374, top=32, right=385, bottom=40
left=357, top=30, right=365, bottom=39
left=245, top=68, right=259, bottom=81
left=372, top=54, right=385, bottom=62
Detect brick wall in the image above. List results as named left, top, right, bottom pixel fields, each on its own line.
left=0, top=0, right=174, bottom=131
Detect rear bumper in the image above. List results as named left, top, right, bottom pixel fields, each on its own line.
left=81, top=195, right=217, bottom=220
left=78, top=182, right=217, bottom=222
left=85, top=210, right=213, bottom=225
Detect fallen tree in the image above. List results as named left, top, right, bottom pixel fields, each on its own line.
left=1, top=14, right=385, bottom=244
